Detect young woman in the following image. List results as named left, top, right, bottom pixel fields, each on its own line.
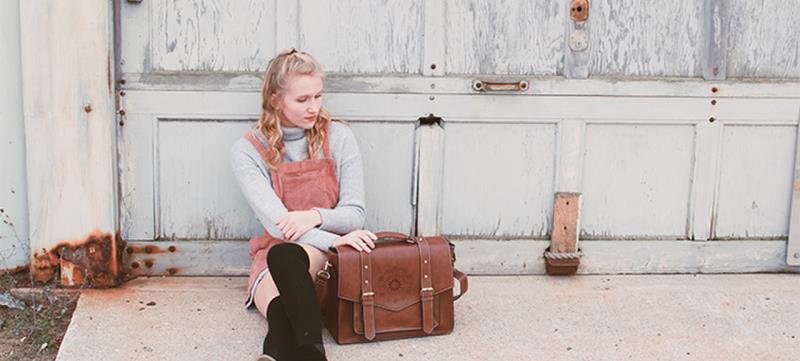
left=231, top=48, right=378, bottom=361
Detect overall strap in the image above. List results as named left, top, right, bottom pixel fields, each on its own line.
left=245, top=130, right=273, bottom=165
left=322, top=121, right=333, bottom=159
left=245, top=131, right=282, bottom=197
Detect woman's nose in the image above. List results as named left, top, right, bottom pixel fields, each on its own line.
left=309, top=99, right=321, bottom=113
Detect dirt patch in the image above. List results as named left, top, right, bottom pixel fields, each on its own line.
left=0, top=269, right=79, bottom=361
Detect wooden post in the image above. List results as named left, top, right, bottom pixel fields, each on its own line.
left=20, top=0, right=123, bottom=286
left=545, top=193, right=582, bottom=275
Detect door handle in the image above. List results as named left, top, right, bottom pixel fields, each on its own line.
left=472, top=80, right=529, bottom=92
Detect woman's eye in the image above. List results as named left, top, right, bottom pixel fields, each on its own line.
left=314, top=95, right=322, bottom=99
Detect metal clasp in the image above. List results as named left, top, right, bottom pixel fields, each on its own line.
left=316, top=261, right=332, bottom=280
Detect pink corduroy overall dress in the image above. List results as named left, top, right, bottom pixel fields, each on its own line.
left=244, top=124, right=339, bottom=304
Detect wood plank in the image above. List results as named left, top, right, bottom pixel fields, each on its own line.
left=715, top=125, right=797, bottom=239
left=422, top=0, right=445, bottom=76
left=589, top=0, right=703, bottom=77
left=581, top=124, right=695, bottom=238
left=702, top=0, right=727, bottom=80
left=298, top=0, right=424, bottom=74
left=149, top=0, right=276, bottom=72
left=0, top=0, right=29, bottom=270
left=440, top=123, right=557, bottom=237
left=20, top=0, right=119, bottom=283
left=121, top=74, right=800, bottom=98
left=415, top=122, right=445, bottom=236
left=350, top=122, right=416, bottom=234
left=125, top=239, right=800, bottom=275
left=444, top=0, right=563, bottom=75
left=785, top=108, right=800, bottom=265
left=727, top=0, right=800, bottom=78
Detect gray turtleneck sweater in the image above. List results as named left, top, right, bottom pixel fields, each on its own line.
left=230, top=121, right=366, bottom=251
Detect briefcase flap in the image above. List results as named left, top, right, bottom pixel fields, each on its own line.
left=332, top=236, right=453, bottom=311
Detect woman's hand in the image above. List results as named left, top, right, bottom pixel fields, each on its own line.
left=277, top=210, right=322, bottom=241
left=332, top=230, right=378, bottom=253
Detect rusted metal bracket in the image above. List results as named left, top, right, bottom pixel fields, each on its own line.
left=545, top=193, right=582, bottom=275
left=417, top=114, right=443, bottom=128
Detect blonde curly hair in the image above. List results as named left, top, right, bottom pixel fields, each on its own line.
left=255, top=48, right=331, bottom=169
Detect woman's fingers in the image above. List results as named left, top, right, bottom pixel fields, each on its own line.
left=347, top=238, right=363, bottom=252
left=360, top=233, right=375, bottom=249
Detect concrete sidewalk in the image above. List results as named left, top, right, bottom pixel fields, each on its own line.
left=56, top=275, right=799, bottom=361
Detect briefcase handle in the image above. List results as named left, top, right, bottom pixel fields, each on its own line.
left=374, top=231, right=417, bottom=243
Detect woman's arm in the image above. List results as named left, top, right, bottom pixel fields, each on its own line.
left=312, top=123, right=367, bottom=234
left=230, top=139, right=338, bottom=251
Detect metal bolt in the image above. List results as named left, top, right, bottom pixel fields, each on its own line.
left=84, top=104, right=92, bottom=113
left=711, top=99, right=717, bottom=105
left=794, top=252, right=800, bottom=259
left=120, top=91, right=126, bottom=96
left=119, top=109, right=126, bottom=116
left=709, top=117, right=716, bottom=123
left=711, top=87, right=719, bottom=93
left=430, top=64, right=436, bottom=70
left=429, top=96, right=435, bottom=101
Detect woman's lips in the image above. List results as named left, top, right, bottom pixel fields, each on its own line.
left=304, top=115, right=317, bottom=121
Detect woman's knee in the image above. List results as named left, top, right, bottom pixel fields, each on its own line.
left=267, top=242, right=310, bottom=271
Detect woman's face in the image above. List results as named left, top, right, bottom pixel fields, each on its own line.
left=276, top=73, right=324, bottom=129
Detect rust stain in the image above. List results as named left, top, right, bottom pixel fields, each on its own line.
left=166, top=268, right=178, bottom=275
left=794, top=180, right=800, bottom=192
left=125, top=244, right=168, bottom=254
left=31, top=229, right=126, bottom=288
left=570, top=0, right=589, bottom=22
left=31, top=250, right=59, bottom=282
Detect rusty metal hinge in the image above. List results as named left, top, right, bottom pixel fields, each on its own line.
left=417, top=114, right=443, bottom=128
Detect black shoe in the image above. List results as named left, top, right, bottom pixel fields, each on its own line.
left=295, top=342, right=327, bottom=361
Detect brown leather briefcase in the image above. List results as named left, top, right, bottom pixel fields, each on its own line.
left=316, top=232, right=468, bottom=344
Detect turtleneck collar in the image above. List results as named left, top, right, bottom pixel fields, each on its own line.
left=281, top=126, right=306, bottom=141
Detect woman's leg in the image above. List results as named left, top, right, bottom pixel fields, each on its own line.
left=253, top=242, right=327, bottom=317
left=263, top=242, right=328, bottom=361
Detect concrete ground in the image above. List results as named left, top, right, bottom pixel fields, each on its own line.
left=56, top=274, right=799, bottom=361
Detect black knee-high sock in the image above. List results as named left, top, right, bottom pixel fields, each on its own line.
left=263, top=297, right=295, bottom=360
left=267, top=243, right=326, bottom=361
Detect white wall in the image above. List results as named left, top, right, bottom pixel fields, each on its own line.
left=0, top=0, right=30, bottom=271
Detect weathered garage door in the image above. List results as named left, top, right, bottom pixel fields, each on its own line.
left=118, top=0, right=800, bottom=276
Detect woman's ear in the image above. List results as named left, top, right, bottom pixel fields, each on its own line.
left=269, top=94, right=281, bottom=110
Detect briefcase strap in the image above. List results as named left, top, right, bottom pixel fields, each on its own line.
left=417, top=237, right=435, bottom=334
left=315, top=260, right=332, bottom=315
left=453, top=269, right=468, bottom=300
left=359, top=251, right=376, bottom=340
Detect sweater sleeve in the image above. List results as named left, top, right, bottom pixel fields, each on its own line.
left=312, top=123, right=367, bottom=235
left=230, top=140, right=338, bottom=251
